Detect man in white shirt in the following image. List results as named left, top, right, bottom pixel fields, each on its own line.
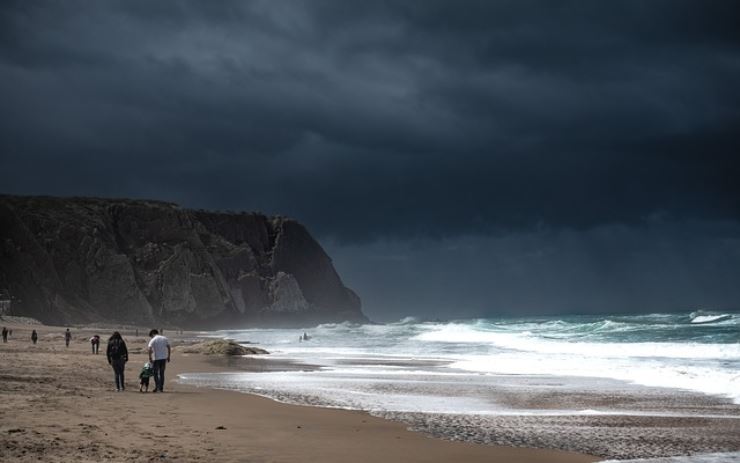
left=147, top=329, right=171, bottom=393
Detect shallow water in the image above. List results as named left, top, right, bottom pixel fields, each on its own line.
left=179, top=311, right=740, bottom=459
left=204, top=310, right=740, bottom=404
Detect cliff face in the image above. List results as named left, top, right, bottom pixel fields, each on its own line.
left=0, top=195, right=366, bottom=328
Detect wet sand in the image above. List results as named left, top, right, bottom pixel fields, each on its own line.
left=181, top=359, right=740, bottom=460
left=0, top=321, right=596, bottom=462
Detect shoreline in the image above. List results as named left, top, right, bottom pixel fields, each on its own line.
left=178, top=355, right=740, bottom=460
left=0, top=321, right=597, bottom=462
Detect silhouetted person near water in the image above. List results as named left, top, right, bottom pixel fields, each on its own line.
left=31, top=330, right=38, bottom=344
left=148, top=329, right=171, bottom=393
left=107, top=332, right=129, bottom=391
left=2, top=327, right=7, bottom=343
left=64, top=328, right=71, bottom=347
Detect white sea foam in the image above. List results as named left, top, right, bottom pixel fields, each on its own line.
left=451, top=354, right=740, bottom=403
left=692, top=314, right=733, bottom=324
left=179, top=370, right=497, bottom=414
left=412, top=323, right=740, bottom=359
left=206, top=312, right=740, bottom=407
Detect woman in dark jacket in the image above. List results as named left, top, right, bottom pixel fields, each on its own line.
left=106, top=332, right=129, bottom=391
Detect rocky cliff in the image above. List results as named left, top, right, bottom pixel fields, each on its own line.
left=0, top=195, right=366, bottom=328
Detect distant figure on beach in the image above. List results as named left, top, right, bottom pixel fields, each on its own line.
left=106, top=332, right=129, bottom=392
left=2, top=326, right=7, bottom=342
left=139, top=361, right=154, bottom=392
left=31, top=330, right=38, bottom=344
left=302, top=332, right=310, bottom=341
left=90, top=335, right=100, bottom=354
left=148, top=329, right=171, bottom=393
left=64, top=328, right=72, bottom=347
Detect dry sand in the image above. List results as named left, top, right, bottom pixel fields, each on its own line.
left=0, top=321, right=597, bottom=462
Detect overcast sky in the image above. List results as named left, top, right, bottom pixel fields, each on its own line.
left=2, top=1, right=739, bottom=321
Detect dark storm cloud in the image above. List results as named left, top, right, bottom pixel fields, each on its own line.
left=1, top=0, right=739, bottom=242
left=327, top=219, right=740, bottom=321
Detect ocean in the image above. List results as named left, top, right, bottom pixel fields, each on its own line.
left=179, top=310, right=740, bottom=461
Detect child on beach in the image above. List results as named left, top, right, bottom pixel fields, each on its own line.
left=139, top=362, right=154, bottom=392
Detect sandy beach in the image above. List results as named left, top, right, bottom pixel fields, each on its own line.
left=0, top=320, right=596, bottom=462
left=4, top=3, right=739, bottom=463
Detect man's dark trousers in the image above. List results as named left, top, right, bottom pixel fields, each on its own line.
left=153, top=359, right=167, bottom=392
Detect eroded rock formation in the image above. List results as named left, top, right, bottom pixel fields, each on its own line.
left=0, top=195, right=366, bottom=328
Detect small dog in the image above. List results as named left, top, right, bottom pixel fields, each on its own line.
left=139, top=362, right=154, bottom=392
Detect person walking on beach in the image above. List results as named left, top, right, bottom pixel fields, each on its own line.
left=31, top=330, right=38, bottom=344
left=2, top=326, right=7, bottom=342
left=90, top=335, right=100, bottom=354
left=147, top=329, right=170, bottom=393
left=64, top=328, right=72, bottom=347
left=106, top=332, right=129, bottom=392
left=139, top=361, right=154, bottom=392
